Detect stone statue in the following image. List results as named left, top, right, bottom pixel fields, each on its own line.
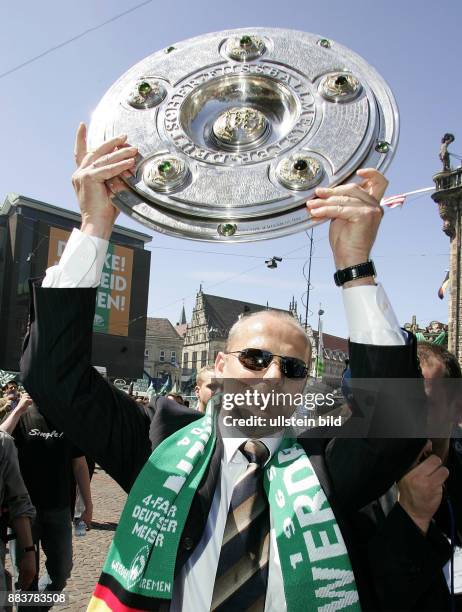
left=439, top=133, right=455, bottom=171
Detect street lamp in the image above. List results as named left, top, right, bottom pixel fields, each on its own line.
left=316, top=306, right=325, bottom=378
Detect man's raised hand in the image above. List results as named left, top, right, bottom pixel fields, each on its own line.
left=72, top=123, right=138, bottom=240
left=306, top=168, right=388, bottom=284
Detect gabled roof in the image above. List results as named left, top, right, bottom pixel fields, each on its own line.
left=313, top=331, right=349, bottom=354
left=202, top=293, right=287, bottom=337
left=146, top=317, right=182, bottom=339
left=175, top=323, right=188, bottom=338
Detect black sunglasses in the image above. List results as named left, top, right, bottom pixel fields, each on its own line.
left=227, top=348, right=308, bottom=379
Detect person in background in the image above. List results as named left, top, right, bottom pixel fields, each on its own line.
left=0, top=429, right=36, bottom=606
left=194, top=366, right=215, bottom=413
left=166, top=393, right=185, bottom=406
left=0, top=381, right=20, bottom=423
left=366, top=343, right=462, bottom=611
left=0, top=394, right=93, bottom=599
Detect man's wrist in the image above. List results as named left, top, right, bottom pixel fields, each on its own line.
left=80, top=216, right=113, bottom=241
left=342, top=277, right=376, bottom=289
left=398, top=503, right=431, bottom=535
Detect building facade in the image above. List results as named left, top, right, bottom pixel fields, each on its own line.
left=180, top=287, right=348, bottom=388
left=0, top=193, right=151, bottom=377
left=144, top=318, right=184, bottom=391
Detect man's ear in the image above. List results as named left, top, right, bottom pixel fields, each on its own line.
left=194, top=386, right=200, bottom=399
left=215, top=352, right=226, bottom=378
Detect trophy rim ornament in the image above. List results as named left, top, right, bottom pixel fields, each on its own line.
left=88, top=27, right=399, bottom=242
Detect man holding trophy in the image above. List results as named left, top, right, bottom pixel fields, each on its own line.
left=20, top=28, right=436, bottom=612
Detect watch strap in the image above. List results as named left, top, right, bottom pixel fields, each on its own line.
left=22, top=545, right=36, bottom=553
left=334, top=260, right=376, bottom=287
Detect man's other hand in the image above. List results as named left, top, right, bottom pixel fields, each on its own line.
left=397, top=441, right=449, bottom=534
left=16, top=393, right=33, bottom=415
left=72, top=123, right=138, bottom=240
left=80, top=504, right=93, bottom=531
left=306, top=168, right=388, bottom=279
left=18, top=551, right=36, bottom=590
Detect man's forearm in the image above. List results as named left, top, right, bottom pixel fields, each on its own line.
left=0, top=406, right=24, bottom=434
left=12, top=516, right=34, bottom=549
left=72, top=459, right=93, bottom=511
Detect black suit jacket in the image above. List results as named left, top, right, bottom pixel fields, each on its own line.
left=20, top=285, right=427, bottom=610
left=361, top=439, right=462, bottom=612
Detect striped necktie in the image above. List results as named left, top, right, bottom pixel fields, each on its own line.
left=211, top=439, right=270, bottom=612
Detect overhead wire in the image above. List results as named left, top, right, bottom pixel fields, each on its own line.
left=0, top=0, right=154, bottom=80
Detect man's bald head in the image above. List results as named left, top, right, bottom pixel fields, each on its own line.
left=225, top=309, right=311, bottom=363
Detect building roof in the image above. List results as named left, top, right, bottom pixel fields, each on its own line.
left=2, top=193, right=152, bottom=244
left=313, top=331, right=349, bottom=355
left=202, top=293, right=287, bottom=337
left=175, top=323, right=188, bottom=338
left=146, top=317, right=182, bottom=339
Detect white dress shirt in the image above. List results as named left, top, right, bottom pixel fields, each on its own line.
left=42, top=229, right=407, bottom=611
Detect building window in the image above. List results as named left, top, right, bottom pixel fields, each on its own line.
left=144, top=348, right=149, bottom=359
left=183, top=352, right=188, bottom=368
left=201, top=350, right=207, bottom=367
left=192, top=351, right=197, bottom=369
left=171, top=350, right=176, bottom=364
left=160, top=350, right=165, bottom=362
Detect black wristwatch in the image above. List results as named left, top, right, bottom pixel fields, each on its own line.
left=334, top=260, right=376, bottom=287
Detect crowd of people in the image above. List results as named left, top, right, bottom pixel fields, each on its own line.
left=1, top=329, right=461, bottom=611
left=0, top=367, right=216, bottom=609
left=0, top=123, right=461, bottom=611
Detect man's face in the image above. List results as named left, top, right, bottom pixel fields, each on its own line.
left=420, top=357, right=446, bottom=381
left=421, top=355, right=462, bottom=430
left=4, top=383, right=18, bottom=399
left=195, top=372, right=214, bottom=412
left=215, top=313, right=310, bottom=422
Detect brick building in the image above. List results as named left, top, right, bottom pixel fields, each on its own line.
left=144, top=318, right=184, bottom=390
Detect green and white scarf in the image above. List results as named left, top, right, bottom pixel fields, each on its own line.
left=90, top=404, right=360, bottom=611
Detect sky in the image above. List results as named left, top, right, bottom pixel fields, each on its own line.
left=1, top=0, right=460, bottom=337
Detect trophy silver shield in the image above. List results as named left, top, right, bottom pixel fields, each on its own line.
left=88, top=28, right=398, bottom=242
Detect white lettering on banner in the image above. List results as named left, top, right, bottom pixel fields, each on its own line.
left=277, top=445, right=305, bottom=465
left=111, top=560, right=130, bottom=580
left=283, top=456, right=318, bottom=495
left=312, top=567, right=359, bottom=611
left=163, top=475, right=186, bottom=493
left=304, top=523, right=345, bottom=562
left=283, top=518, right=295, bottom=538
left=104, top=253, right=126, bottom=272
left=275, top=489, right=286, bottom=508
left=186, top=441, right=205, bottom=460
left=290, top=552, right=303, bottom=570
left=177, top=459, right=193, bottom=474
left=294, top=492, right=334, bottom=527
left=96, top=291, right=126, bottom=311
left=100, top=272, right=127, bottom=292
left=57, top=240, right=67, bottom=258
left=139, top=578, right=171, bottom=593
left=177, top=437, right=190, bottom=446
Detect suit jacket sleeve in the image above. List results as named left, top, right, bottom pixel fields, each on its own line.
left=367, top=503, right=451, bottom=611
left=20, top=284, right=152, bottom=493
left=325, top=333, right=427, bottom=510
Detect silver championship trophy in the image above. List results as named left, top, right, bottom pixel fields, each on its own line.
left=88, top=28, right=398, bottom=242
